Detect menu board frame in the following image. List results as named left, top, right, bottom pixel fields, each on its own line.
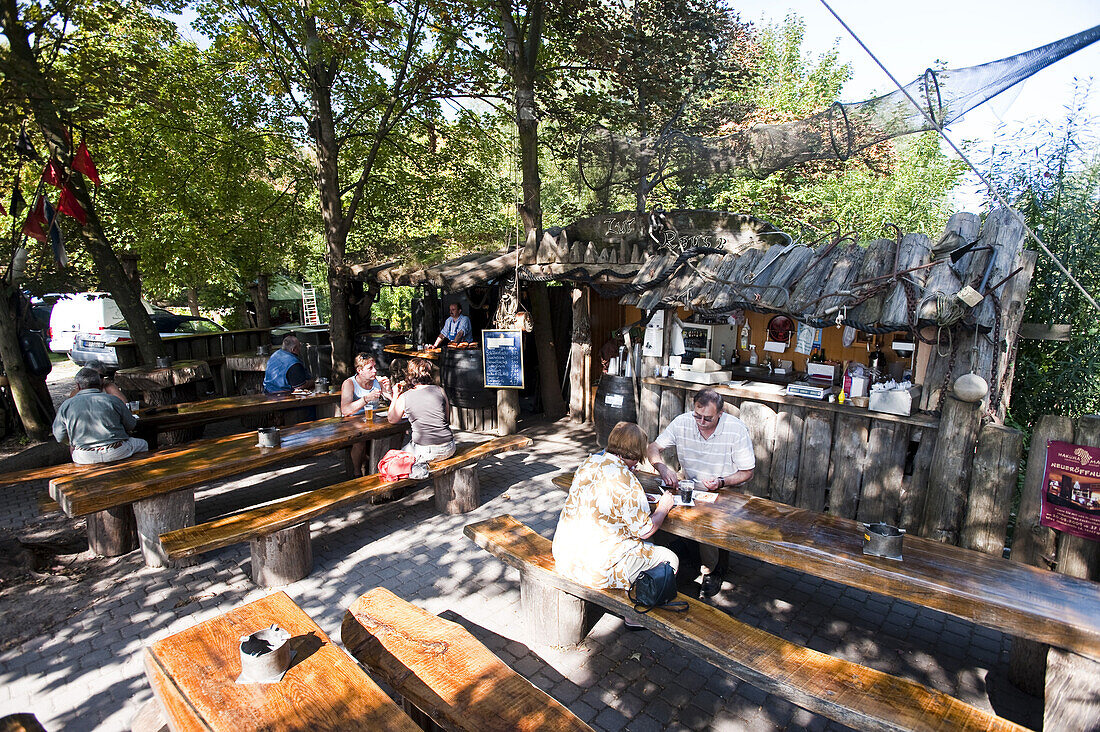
left=481, top=329, right=524, bottom=389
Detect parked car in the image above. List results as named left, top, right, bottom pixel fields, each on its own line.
left=69, top=313, right=226, bottom=370
left=48, top=292, right=154, bottom=353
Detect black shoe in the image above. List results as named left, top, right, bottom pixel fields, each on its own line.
left=700, top=574, right=722, bottom=598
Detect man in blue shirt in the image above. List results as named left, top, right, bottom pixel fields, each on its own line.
left=432, top=302, right=473, bottom=347
left=53, top=367, right=148, bottom=464
left=263, top=335, right=314, bottom=394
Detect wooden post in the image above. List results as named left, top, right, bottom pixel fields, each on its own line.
left=520, top=571, right=602, bottom=646
left=133, top=489, right=195, bottom=569
left=1044, top=414, right=1100, bottom=730
left=527, top=282, right=566, bottom=420
left=1008, top=414, right=1074, bottom=694
left=740, top=400, right=776, bottom=499
left=568, top=287, right=590, bottom=423
left=960, top=424, right=1023, bottom=556
left=829, top=413, right=869, bottom=519
left=795, top=411, right=833, bottom=512
left=769, top=405, right=805, bottom=505
left=918, top=395, right=983, bottom=543
left=497, top=389, right=518, bottom=436
left=87, top=505, right=138, bottom=556
left=250, top=524, right=312, bottom=587
left=858, top=423, right=910, bottom=525
left=434, top=466, right=480, bottom=514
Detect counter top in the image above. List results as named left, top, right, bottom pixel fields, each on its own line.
left=642, top=376, right=939, bottom=429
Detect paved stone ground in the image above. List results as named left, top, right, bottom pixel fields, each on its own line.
left=0, top=410, right=1042, bottom=731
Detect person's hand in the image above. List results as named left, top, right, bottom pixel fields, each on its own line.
left=701, top=477, right=722, bottom=491
left=656, top=463, right=679, bottom=488
left=379, top=376, right=391, bottom=392
left=367, top=387, right=381, bottom=401
left=656, top=491, right=676, bottom=513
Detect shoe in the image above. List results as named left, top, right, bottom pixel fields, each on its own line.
left=700, top=573, right=722, bottom=598
left=623, top=616, right=646, bottom=631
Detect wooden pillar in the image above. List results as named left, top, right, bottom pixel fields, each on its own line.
left=520, top=571, right=602, bottom=646
left=87, top=505, right=137, bottom=556
left=1008, top=414, right=1073, bottom=694
left=960, top=423, right=1023, bottom=555
left=133, top=489, right=195, bottom=569
left=434, top=467, right=480, bottom=514
left=250, top=524, right=312, bottom=587
left=568, top=287, right=590, bottom=423
left=120, top=253, right=142, bottom=292
left=1044, top=414, right=1100, bottom=729
left=918, top=395, right=983, bottom=543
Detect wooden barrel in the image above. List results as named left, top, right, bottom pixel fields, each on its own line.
left=441, top=349, right=494, bottom=409
left=594, top=374, right=637, bottom=447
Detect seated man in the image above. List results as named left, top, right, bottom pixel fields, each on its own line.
left=432, top=302, right=473, bottom=347
left=53, top=367, right=149, bottom=465
left=646, top=388, right=754, bottom=598
left=263, top=334, right=314, bottom=394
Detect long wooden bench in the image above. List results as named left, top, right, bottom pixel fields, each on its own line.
left=342, top=587, right=592, bottom=731
left=159, top=435, right=531, bottom=586
left=464, top=515, right=1029, bottom=732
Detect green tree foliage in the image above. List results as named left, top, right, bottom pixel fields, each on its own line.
left=994, top=93, right=1100, bottom=428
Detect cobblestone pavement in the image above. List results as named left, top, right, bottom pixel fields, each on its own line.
left=0, top=415, right=1041, bottom=731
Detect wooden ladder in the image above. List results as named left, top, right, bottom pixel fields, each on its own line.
left=301, top=281, right=320, bottom=325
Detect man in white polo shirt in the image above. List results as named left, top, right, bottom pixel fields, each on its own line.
left=646, top=387, right=754, bottom=597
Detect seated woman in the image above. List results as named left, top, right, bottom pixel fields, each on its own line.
left=552, top=421, right=677, bottom=598
left=341, top=353, right=392, bottom=476
left=387, top=357, right=456, bottom=462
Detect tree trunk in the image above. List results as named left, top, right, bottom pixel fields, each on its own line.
left=255, top=274, right=271, bottom=329
left=0, top=5, right=164, bottom=365
left=0, top=286, right=51, bottom=440
left=187, top=288, right=200, bottom=317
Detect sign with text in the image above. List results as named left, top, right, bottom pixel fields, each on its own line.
left=1040, top=440, right=1100, bottom=542
left=482, top=330, right=524, bottom=389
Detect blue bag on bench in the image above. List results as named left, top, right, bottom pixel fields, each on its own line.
left=627, top=562, right=688, bottom=614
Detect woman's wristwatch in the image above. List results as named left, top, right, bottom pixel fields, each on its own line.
left=718, top=476, right=726, bottom=487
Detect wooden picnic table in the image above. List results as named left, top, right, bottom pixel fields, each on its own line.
left=51, top=415, right=406, bottom=564
left=134, top=390, right=341, bottom=447
left=553, top=471, right=1100, bottom=662
left=144, top=590, right=421, bottom=732
left=114, top=360, right=214, bottom=445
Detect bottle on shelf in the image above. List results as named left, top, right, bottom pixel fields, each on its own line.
left=740, top=322, right=750, bottom=350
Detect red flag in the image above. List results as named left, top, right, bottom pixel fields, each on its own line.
left=22, top=196, right=48, bottom=243
left=42, top=160, right=65, bottom=188
left=72, top=141, right=101, bottom=187
left=57, top=185, right=87, bottom=224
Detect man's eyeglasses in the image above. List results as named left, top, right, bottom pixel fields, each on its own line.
left=692, top=412, right=717, bottom=424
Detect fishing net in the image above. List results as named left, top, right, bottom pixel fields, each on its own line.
left=579, top=24, right=1100, bottom=191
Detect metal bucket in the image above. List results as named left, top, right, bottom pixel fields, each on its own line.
left=257, top=427, right=281, bottom=448
left=236, top=625, right=293, bottom=683
left=155, top=356, right=172, bottom=369
left=862, top=522, right=905, bottom=560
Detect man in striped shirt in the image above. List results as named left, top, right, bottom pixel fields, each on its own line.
left=646, top=388, right=754, bottom=597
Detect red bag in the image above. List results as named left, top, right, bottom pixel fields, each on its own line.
left=378, top=449, right=415, bottom=480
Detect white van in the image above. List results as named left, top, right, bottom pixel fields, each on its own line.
left=48, top=293, right=153, bottom=354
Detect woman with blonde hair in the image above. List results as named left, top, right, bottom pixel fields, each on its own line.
left=553, top=421, right=677, bottom=599
left=341, top=353, right=392, bottom=476
left=388, top=357, right=455, bottom=462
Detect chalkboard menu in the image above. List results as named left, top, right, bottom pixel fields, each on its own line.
left=482, top=330, right=524, bottom=389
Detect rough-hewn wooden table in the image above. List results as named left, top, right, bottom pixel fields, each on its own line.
left=225, top=350, right=272, bottom=395
left=144, top=590, right=421, bottom=732
left=135, top=391, right=340, bottom=448
left=553, top=471, right=1100, bottom=661
left=114, top=360, right=214, bottom=445
left=51, top=416, right=405, bottom=564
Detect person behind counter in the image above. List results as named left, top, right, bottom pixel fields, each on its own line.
left=432, top=302, right=473, bottom=347
left=646, top=387, right=754, bottom=598
left=341, top=353, right=393, bottom=476
left=388, top=357, right=456, bottom=462
left=553, top=421, right=677, bottom=628
left=263, top=334, right=314, bottom=394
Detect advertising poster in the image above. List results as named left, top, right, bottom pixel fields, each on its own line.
left=1040, top=440, right=1100, bottom=542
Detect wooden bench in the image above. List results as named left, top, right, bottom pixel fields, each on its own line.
left=342, top=587, right=592, bottom=731
left=49, top=416, right=406, bottom=563
left=159, top=435, right=531, bottom=586
left=464, top=515, right=1028, bottom=732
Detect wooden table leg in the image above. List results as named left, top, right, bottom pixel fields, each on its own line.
left=87, top=505, right=138, bottom=556
left=133, top=489, right=196, bottom=569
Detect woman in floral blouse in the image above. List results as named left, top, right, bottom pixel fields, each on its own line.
left=553, top=421, right=678, bottom=590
